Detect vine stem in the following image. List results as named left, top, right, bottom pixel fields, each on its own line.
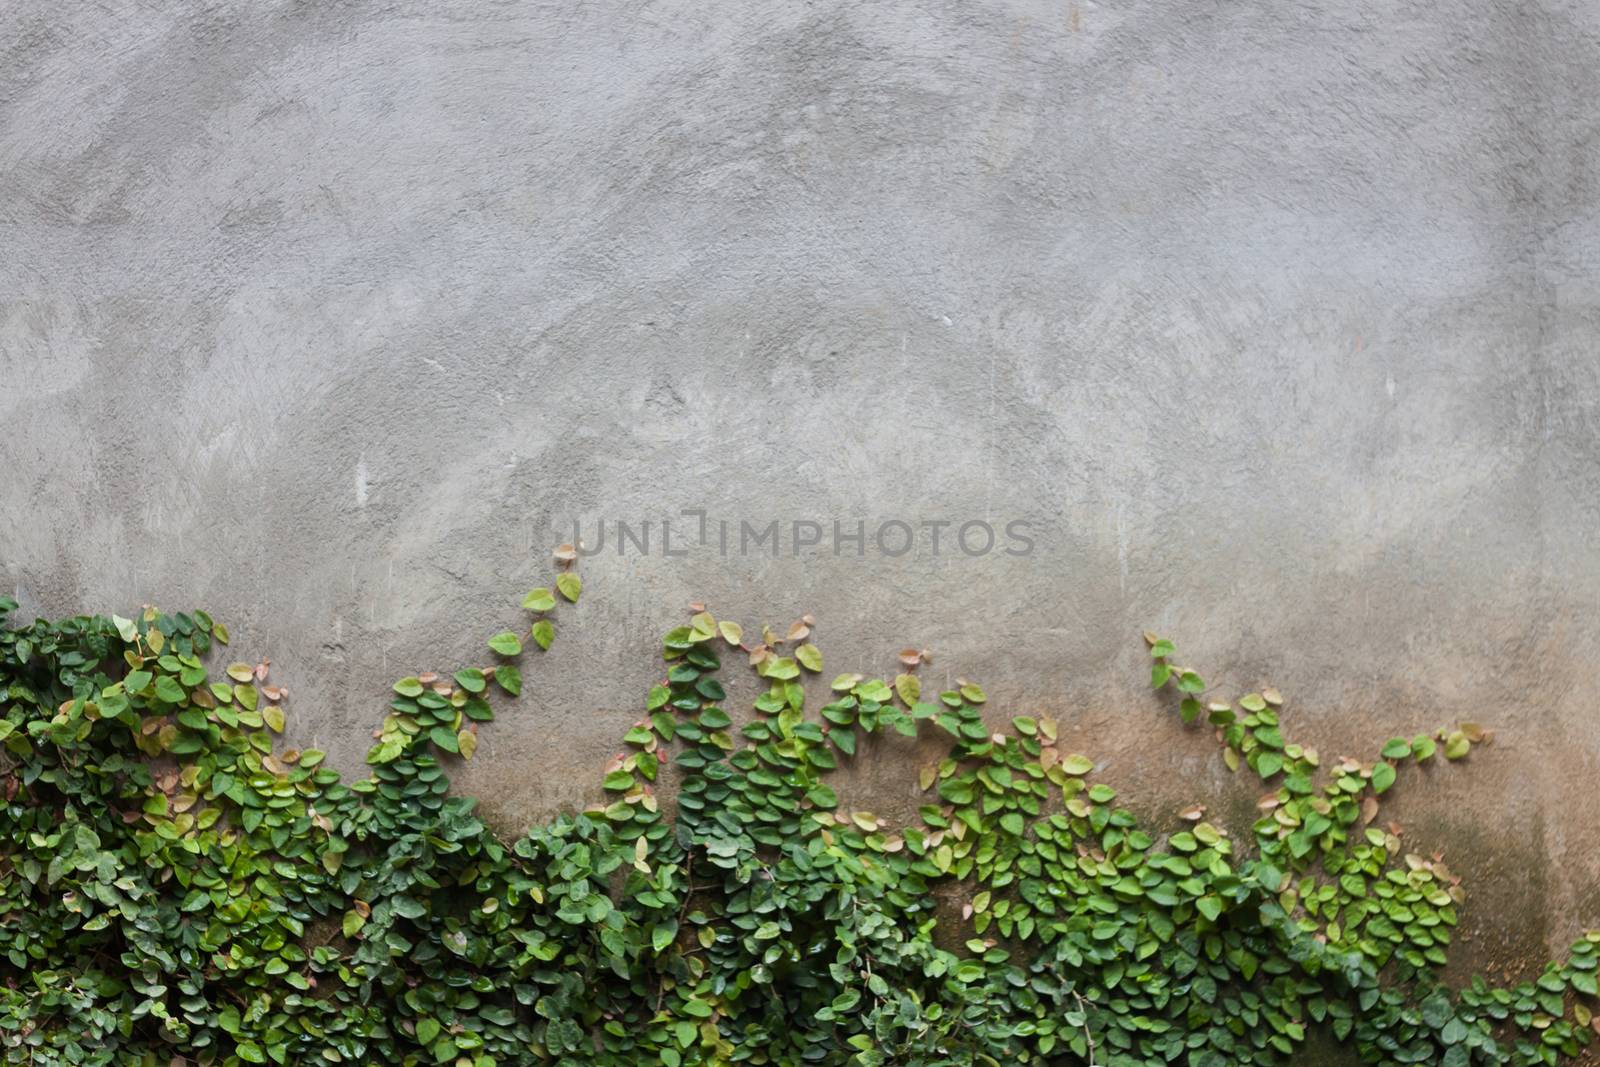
left=1071, top=991, right=1098, bottom=1067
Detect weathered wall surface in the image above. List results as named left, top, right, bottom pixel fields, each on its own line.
left=2, top=0, right=1598, bottom=1020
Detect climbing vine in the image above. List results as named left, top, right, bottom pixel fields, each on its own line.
left=0, top=555, right=1596, bottom=1066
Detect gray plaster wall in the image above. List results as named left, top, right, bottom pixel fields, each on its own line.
left=2, top=0, right=1599, bottom=1003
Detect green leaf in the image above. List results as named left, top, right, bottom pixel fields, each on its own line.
left=795, top=643, right=822, bottom=672
left=938, top=779, right=973, bottom=805
left=1420, top=991, right=1452, bottom=1029
left=556, top=572, right=582, bottom=603
left=488, top=631, right=523, bottom=656
left=805, top=784, right=838, bottom=808
left=531, top=620, right=555, bottom=650
left=1061, top=754, right=1095, bottom=776
left=454, top=668, right=487, bottom=693
left=522, top=588, right=556, bottom=612
left=895, top=672, right=920, bottom=705
left=1371, top=762, right=1397, bottom=794
left=494, top=665, right=522, bottom=696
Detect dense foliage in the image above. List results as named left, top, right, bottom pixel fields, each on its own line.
left=0, top=566, right=1596, bottom=1066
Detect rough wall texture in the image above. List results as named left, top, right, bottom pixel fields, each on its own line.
left=2, top=0, right=1598, bottom=1034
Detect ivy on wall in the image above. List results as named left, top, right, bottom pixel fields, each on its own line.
left=0, top=557, right=1596, bottom=1066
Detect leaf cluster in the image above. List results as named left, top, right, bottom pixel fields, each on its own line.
left=0, top=585, right=1594, bottom=1066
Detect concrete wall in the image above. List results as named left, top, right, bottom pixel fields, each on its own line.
left=3, top=0, right=1598, bottom=1007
